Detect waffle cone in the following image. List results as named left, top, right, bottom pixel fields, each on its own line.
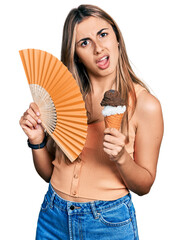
left=104, top=114, right=124, bottom=130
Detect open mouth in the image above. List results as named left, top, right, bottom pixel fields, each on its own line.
left=96, top=55, right=110, bottom=69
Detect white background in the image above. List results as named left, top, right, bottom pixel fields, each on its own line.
left=0, top=0, right=182, bottom=239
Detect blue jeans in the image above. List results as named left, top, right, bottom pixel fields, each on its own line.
left=36, top=183, right=139, bottom=239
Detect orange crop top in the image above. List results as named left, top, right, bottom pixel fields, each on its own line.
left=50, top=84, right=146, bottom=201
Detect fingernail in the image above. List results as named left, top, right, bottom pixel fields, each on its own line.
left=37, top=112, right=40, bottom=116
left=38, top=119, right=41, bottom=123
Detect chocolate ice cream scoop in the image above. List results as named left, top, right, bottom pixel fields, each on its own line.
left=100, top=90, right=125, bottom=107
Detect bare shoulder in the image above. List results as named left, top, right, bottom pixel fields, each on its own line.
left=134, top=91, right=164, bottom=139
left=134, top=90, right=164, bottom=155
left=136, top=90, right=163, bottom=118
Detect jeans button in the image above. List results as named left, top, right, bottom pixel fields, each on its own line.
left=70, top=205, right=75, bottom=210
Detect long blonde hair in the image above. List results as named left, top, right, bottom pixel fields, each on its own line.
left=61, top=4, right=149, bottom=138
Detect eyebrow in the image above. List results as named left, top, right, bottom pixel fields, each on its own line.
left=76, top=28, right=109, bottom=44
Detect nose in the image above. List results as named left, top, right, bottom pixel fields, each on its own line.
left=93, top=40, right=104, bottom=55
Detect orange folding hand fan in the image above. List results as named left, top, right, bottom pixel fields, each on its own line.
left=19, top=49, right=88, bottom=162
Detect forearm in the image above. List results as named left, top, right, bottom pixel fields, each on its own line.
left=115, top=149, right=154, bottom=196
left=32, top=146, right=54, bottom=182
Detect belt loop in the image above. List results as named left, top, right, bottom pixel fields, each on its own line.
left=125, top=193, right=132, bottom=208
left=50, top=192, right=56, bottom=208
left=90, top=202, right=99, bottom=219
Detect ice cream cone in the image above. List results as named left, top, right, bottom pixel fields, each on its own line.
left=104, top=113, right=124, bottom=130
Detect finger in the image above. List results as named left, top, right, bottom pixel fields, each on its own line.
left=29, top=102, right=40, bottom=116
left=104, top=133, right=124, bottom=146
left=104, top=130, right=126, bottom=145
left=21, top=125, right=32, bottom=136
left=103, top=141, right=116, bottom=150
left=20, top=116, right=31, bottom=128
left=26, top=108, right=41, bottom=124
left=23, top=114, right=38, bottom=128
left=103, top=147, right=119, bottom=158
left=103, top=147, right=111, bottom=155
left=104, top=134, right=116, bottom=143
left=103, top=141, right=122, bottom=153
left=104, top=128, right=120, bottom=137
left=22, top=119, right=35, bottom=129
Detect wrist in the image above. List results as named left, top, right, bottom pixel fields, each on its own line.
left=28, top=134, right=47, bottom=150
left=115, top=148, right=129, bottom=165
left=28, top=133, right=46, bottom=145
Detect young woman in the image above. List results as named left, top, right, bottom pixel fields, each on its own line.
left=19, top=4, right=164, bottom=240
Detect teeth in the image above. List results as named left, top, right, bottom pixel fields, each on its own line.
left=99, top=56, right=108, bottom=62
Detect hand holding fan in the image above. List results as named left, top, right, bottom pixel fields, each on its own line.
left=19, top=49, right=88, bottom=162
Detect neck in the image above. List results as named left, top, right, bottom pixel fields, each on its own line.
left=89, top=73, right=116, bottom=96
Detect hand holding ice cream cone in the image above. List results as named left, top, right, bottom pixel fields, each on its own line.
left=100, top=90, right=126, bottom=130
left=101, top=90, right=127, bottom=161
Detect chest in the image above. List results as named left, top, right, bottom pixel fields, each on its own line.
left=85, top=94, right=104, bottom=124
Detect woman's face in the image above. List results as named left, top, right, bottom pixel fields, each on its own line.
left=75, top=17, right=119, bottom=80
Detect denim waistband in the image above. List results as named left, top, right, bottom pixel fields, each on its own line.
left=46, top=183, right=132, bottom=218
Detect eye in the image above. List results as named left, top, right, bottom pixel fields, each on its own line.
left=100, top=32, right=108, bottom=38
left=81, top=40, right=89, bottom=47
